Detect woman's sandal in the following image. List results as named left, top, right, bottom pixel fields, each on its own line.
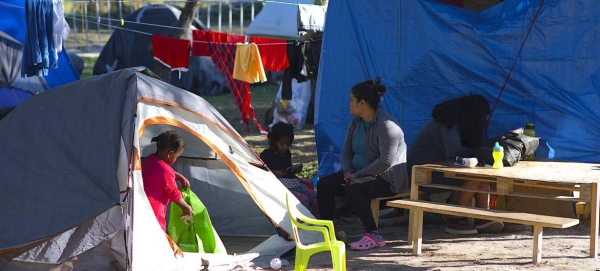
left=350, top=233, right=386, bottom=251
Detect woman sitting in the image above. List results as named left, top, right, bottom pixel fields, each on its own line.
left=317, top=77, right=408, bottom=251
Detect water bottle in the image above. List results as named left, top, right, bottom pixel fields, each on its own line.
left=523, top=123, right=536, bottom=160
left=492, top=142, right=504, bottom=169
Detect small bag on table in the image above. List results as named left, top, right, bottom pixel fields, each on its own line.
left=474, top=127, right=539, bottom=166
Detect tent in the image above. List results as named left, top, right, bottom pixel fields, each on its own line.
left=0, top=0, right=80, bottom=117
left=245, top=0, right=321, bottom=40
left=93, top=4, right=231, bottom=97
left=315, top=0, right=600, bottom=176
left=0, top=67, right=320, bottom=270
left=0, top=31, right=47, bottom=116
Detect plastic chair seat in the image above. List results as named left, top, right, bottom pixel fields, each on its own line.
left=301, top=240, right=345, bottom=251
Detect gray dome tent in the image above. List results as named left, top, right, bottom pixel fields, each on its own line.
left=0, top=67, right=320, bottom=270
left=93, top=4, right=230, bottom=96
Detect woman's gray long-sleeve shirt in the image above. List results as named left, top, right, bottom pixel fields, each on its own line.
left=407, top=119, right=474, bottom=166
left=340, top=109, right=408, bottom=193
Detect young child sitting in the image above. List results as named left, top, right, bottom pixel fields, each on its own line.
left=260, top=122, right=319, bottom=218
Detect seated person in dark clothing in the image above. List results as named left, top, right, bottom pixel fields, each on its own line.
left=407, top=94, right=503, bottom=235
left=260, top=122, right=318, bottom=217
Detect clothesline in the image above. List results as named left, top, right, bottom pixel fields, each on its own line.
left=81, top=14, right=191, bottom=31
left=71, top=15, right=320, bottom=46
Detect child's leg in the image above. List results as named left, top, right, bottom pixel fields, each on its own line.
left=474, top=181, right=491, bottom=209
left=297, top=178, right=314, bottom=190
left=302, top=188, right=320, bottom=218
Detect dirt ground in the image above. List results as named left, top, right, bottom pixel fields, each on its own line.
left=275, top=215, right=600, bottom=271
left=228, top=105, right=600, bottom=271
left=240, top=131, right=600, bottom=271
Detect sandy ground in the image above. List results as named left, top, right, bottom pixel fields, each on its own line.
left=240, top=130, right=600, bottom=271
left=273, top=214, right=600, bottom=271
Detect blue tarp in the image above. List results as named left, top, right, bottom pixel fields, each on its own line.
left=0, top=0, right=78, bottom=89
left=315, top=0, right=600, bottom=177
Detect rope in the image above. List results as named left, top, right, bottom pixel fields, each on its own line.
left=70, top=16, right=295, bottom=45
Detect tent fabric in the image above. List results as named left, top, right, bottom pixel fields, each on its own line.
left=0, top=31, right=48, bottom=94
left=0, top=70, right=130, bottom=251
left=315, top=0, right=600, bottom=176
left=93, top=4, right=231, bottom=97
left=0, top=67, right=320, bottom=270
left=245, top=0, right=323, bottom=40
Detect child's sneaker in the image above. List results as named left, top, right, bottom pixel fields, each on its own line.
left=475, top=220, right=504, bottom=233
left=445, top=218, right=478, bottom=235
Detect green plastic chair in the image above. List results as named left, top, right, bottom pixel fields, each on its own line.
left=286, top=194, right=346, bottom=271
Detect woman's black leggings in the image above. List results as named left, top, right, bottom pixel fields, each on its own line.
left=317, top=171, right=395, bottom=232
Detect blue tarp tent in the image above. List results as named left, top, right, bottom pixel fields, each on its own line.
left=0, top=0, right=79, bottom=113
left=315, top=0, right=600, bottom=176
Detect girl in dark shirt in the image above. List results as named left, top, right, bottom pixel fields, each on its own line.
left=260, top=122, right=319, bottom=217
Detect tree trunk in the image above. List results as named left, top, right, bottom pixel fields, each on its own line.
left=153, top=0, right=201, bottom=83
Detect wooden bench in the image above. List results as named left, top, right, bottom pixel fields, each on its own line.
left=371, top=190, right=425, bottom=228
left=387, top=199, right=580, bottom=264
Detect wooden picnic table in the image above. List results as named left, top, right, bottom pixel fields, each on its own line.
left=408, top=160, right=600, bottom=258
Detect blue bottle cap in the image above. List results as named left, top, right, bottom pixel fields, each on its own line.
left=493, top=142, right=502, bottom=151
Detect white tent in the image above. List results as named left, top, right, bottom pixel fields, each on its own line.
left=0, top=67, right=319, bottom=270
left=245, top=0, right=326, bottom=40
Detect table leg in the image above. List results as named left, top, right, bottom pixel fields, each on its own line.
left=532, top=225, right=543, bottom=264
left=590, top=183, right=599, bottom=258
left=412, top=209, right=423, bottom=255
left=408, top=170, right=420, bottom=245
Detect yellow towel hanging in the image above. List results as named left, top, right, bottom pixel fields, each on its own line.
left=233, top=43, right=267, bottom=84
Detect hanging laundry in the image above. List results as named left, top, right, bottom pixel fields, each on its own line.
left=52, top=0, right=69, bottom=52
left=192, top=30, right=266, bottom=134
left=194, top=31, right=289, bottom=71
left=233, top=43, right=267, bottom=84
left=193, top=31, right=224, bottom=56
left=22, top=0, right=57, bottom=77
left=303, top=32, right=323, bottom=79
left=281, top=35, right=322, bottom=100
left=249, top=37, right=289, bottom=72
left=209, top=42, right=266, bottom=134
left=192, top=30, right=244, bottom=56
left=152, top=35, right=191, bottom=71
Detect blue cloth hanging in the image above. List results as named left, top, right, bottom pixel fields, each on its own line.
left=22, top=0, right=57, bottom=77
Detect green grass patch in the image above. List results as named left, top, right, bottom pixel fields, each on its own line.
left=80, top=57, right=97, bottom=79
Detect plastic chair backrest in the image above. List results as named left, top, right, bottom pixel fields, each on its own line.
left=286, top=194, right=337, bottom=248
left=285, top=193, right=346, bottom=271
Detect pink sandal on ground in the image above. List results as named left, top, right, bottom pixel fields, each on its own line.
left=350, top=233, right=386, bottom=251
